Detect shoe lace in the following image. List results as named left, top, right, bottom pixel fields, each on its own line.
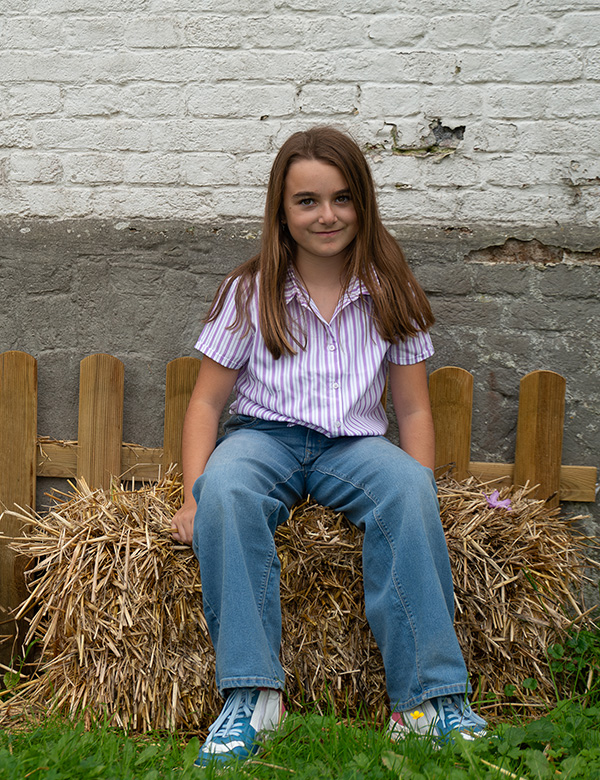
left=207, top=689, right=256, bottom=741
left=437, top=696, right=486, bottom=732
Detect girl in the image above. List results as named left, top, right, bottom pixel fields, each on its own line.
left=171, top=126, right=486, bottom=767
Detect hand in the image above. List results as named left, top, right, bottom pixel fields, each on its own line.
left=171, top=501, right=197, bottom=546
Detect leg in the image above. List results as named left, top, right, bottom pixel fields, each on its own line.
left=307, top=435, right=469, bottom=711
left=192, top=417, right=304, bottom=694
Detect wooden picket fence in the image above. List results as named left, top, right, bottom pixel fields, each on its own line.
left=0, top=350, right=597, bottom=667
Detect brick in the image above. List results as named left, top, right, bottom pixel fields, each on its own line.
left=556, top=14, right=600, bottom=47
left=422, top=157, right=481, bottom=189
left=149, top=119, right=274, bottom=154
left=458, top=50, right=583, bottom=83
left=64, top=153, right=124, bottom=184
left=122, top=85, right=182, bottom=118
left=0, top=120, right=34, bottom=149
left=91, top=186, right=213, bottom=219
left=33, top=0, right=146, bottom=11
left=585, top=49, right=600, bottom=80
left=181, top=153, right=238, bottom=186
left=414, top=263, right=472, bottom=295
left=64, top=18, right=125, bottom=49
left=150, top=0, right=273, bottom=10
left=302, top=16, right=369, bottom=50
left=427, top=15, right=493, bottom=48
left=338, top=50, right=459, bottom=85
left=124, top=17, right=184, bottom=48
left=487, top=86, right=550, bottom=120
left=275, top=0, right=395, bottom=11
left=421, top=86, right=483, bottom=119
left=369, top=153, right=423, bottom=188
left=187, top=84, right=296, bottom=119
left=234, top=153, right=275, bottom=187
left=33, top=119, right=153, bottom=152
left=22, top=185, right=92, bottom=218
left=471, top=122, right=519, bottom=153
left=431, top=297, right=504, bottom=328
left=359, top=85, right=422, bottom=119
left=486, top=84, right=600, bottom=120
left=368, top=15, right=427, bottom=46
left=536, top=265, right=600, bottom=298
left=491, top=14, right=555, bottom=47
left=9, top=152, right=62, bottom=183
left=517, top=120, right=598, bottom=154
left=0, top=17, right=64, bottom=49
left=298, top=84, right=358, bottom=116
left=484, top=155, right=561, bottom=188
left=469, top=265, right=529, bottom=296
left=123, top=154, right=181, bottom=185
left=7, top=85, right=61, bottom=117
left=64, top=86, right=121, bottom=117
left=212, top=187, right=265, bottom=218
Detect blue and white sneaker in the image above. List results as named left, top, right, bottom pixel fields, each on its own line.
left=389, top=695, right=487, bottom=744
left=195, top=687, right=285, bottom=767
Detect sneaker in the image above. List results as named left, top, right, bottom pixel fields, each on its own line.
left=389, top=695, right=487, bottom=744
left=195, top=687, right=285, bottom=767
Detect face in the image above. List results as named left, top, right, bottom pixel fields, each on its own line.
left=282, top=158, right=359, bottom=269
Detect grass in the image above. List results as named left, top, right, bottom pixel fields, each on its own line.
left=1, top=626, right=599, bottom=779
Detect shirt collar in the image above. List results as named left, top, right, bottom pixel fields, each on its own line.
left=284, top=265, right=370, bottom=306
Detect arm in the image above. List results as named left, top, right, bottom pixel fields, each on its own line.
left=389, top=361, right=436, bottom=472
left=170, top=356, right=239, bottom=545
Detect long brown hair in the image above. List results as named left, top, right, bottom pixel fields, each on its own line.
left=206, top=125, right=434, bottom=359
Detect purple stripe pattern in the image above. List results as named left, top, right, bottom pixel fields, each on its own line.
left=195, top=269, right=434, bottom=438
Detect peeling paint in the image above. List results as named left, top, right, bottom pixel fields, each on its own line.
left=466, top=238, right=600, bottom=266
left=390, top=119, right=465, bottom=161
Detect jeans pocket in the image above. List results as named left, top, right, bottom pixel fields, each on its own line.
left=224, top=414, right=260, bottom=432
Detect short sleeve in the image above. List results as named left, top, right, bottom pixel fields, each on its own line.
left=195, top=280, right=253, bottom=370
left=387, top=330, right=434, bottom=365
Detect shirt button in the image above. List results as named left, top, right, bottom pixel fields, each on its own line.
left=335, top=420, right=341, bottom=428
left=328, top=344, right=336, bottom=351
left=332, top=382, right=339, bottom=389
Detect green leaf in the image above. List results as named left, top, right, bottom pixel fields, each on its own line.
left=523, top=749, right=553, bottom=779
left=182, top=738, right=200, bottom=770
left=135, top=743, right=160, bottom=766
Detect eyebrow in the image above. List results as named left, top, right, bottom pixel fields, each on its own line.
left=291, top=188, right=351, bottom=200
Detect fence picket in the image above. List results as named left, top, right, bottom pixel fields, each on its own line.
left=77, top=354, right=124, bottom=490
left=429, top=366, right=473, bottom=480
left=163, top=357, right=202, bottom=473
left=514, top=370, right=566, bottom=509
left=0, top=350, right=37, bottom=667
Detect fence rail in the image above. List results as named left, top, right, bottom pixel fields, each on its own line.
left=0, top=350, right=597, bottom=666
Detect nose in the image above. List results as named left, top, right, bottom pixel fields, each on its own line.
left=318, top=201, right=337, bottom=225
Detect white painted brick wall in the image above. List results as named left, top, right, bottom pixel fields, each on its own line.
left=1, top=1, right=599, bottom=226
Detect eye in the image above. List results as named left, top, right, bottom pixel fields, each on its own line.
left=298, top=197, right=315, bottom=206
left=336, top=193, right=351, bottom=203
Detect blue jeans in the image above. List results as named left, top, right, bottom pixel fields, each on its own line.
left=192, top=415, right=469, bottom=711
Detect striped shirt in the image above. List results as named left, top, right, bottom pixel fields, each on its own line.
left=195, top=268, right=434, bottom=438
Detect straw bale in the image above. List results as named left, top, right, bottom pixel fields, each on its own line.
left=1, top=475, right=596, bottom=731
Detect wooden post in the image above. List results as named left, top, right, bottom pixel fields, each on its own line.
left=77, top=354, right=125, bottom=490
left=429, top=366, right=474, bottom=480
left=0, top=351, right=37, bottom=667
left=514, top=370, right=566, bottom=508
left=163, top=356, right=201, bottom=474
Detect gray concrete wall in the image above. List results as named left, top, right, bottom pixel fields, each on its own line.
left=1, top=218, right=597, bottom=552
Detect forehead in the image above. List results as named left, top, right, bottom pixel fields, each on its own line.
left=284, top=158, right=349, bottom=195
